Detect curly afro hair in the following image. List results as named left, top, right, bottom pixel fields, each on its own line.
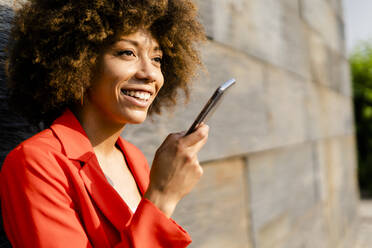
left=6, top=0, right=206, bottom=125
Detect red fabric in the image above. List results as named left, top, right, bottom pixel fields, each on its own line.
left=0, top=110, right=191, bottom=248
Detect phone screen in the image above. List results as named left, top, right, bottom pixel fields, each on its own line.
left=185, top=78, right=236, bottom=135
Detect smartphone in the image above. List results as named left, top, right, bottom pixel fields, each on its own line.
left=185, top=78, right=236, bottom=136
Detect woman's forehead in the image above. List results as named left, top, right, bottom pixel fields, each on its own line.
left=115, top=29, right=161, bottom=49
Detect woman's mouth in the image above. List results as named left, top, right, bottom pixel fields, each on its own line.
left=121, top=89, right=151, bottom=101
left=120, top=89, right=153, bottom=108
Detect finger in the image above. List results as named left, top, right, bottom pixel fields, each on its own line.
left=181, top=123, right=209, bottom=147
left=192, top=132, right=209, bottom=152
left=163, top=131, right=185, bottom=144
left=186, top=132, right=208, bottom=157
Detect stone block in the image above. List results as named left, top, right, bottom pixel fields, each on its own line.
left=247, top=142, right=319, bottom=245
left=300, top=0, right=343, bottom=54
left=172, top=157, right=252, bottom=248
left=337, top=215, right=360, bottom=248
left=260, top=65, right=308, bottom=148
left=304, top=81, right=354, bottom=140
left=0, top=1, right=13, bottom=67
left=257, top=213, right=291, bottom=248
left=307, top=30, right=351, bottom=97
left=196, top=0, right=310, bottom=79
left=279, top=204, right=331, bottom=248
left=330, top=54, right=352, bottom=97
left=327, top=0, right=344, bottom=19
left=307, top=30, right=333, bottom=89
left=123, top=41, right=267, bottom=163
left=313, top=135, right=359, bottom=246
left=193, top=0, right=214, bottom=38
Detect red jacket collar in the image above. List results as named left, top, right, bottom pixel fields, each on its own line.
left=50, top=109, right=94, bottom=162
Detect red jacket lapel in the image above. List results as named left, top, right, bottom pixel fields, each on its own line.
left=116, top=137, right=150, bottom=196
left=78, top=156, right=132, bottom=231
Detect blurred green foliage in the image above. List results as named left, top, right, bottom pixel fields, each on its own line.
left=350, top=41, right=372, bottom=197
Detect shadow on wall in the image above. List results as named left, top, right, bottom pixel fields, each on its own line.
left=0, top=4, right=39, bottom=166
left=0, top=3, right=38, bottom=247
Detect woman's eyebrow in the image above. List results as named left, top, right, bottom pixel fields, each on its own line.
left=118, top=39, right=138, bottom=46
left=118, top=39, right=162, bottom=53
left=154, top=46, right=162, bottom=53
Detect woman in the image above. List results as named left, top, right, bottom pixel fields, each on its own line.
left=0, top=0, right=208, bottom=247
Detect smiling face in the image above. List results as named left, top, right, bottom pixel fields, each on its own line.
left=87, top=29, right=164, bottom=125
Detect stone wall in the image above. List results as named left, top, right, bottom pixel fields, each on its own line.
left=0, top=0, right=359, bottom=247
left=124, top=0, right=360, bottom=247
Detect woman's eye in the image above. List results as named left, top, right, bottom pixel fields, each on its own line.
left=153, top=57, right=162, bottom=64
left=117, top=50, right=135, bottom=57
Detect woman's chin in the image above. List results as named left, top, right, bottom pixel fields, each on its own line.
left=121, top=110, right=148, bottom=124
left=128, top=118, right=146, bottom=125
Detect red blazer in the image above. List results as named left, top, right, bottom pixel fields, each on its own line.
left=0, top=110, right=191, bottom=247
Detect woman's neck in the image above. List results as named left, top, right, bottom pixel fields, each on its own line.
left=72, top=105, right=126, bottom=157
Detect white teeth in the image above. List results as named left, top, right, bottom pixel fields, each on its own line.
left=122, top=90, right=151, bottom=101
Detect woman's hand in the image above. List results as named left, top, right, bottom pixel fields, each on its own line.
left=144, top=123, right=209, bottom=218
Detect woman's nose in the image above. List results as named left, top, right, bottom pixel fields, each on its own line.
left=135, top=57, right=158, bottom=83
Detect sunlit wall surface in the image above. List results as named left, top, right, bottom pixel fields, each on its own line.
left=125, top=0, right=359, bottom=247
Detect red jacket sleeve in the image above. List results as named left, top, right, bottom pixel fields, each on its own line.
left=125, top=198, right=191, bottom=248
left=1, top=145, right=191, bottom=248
